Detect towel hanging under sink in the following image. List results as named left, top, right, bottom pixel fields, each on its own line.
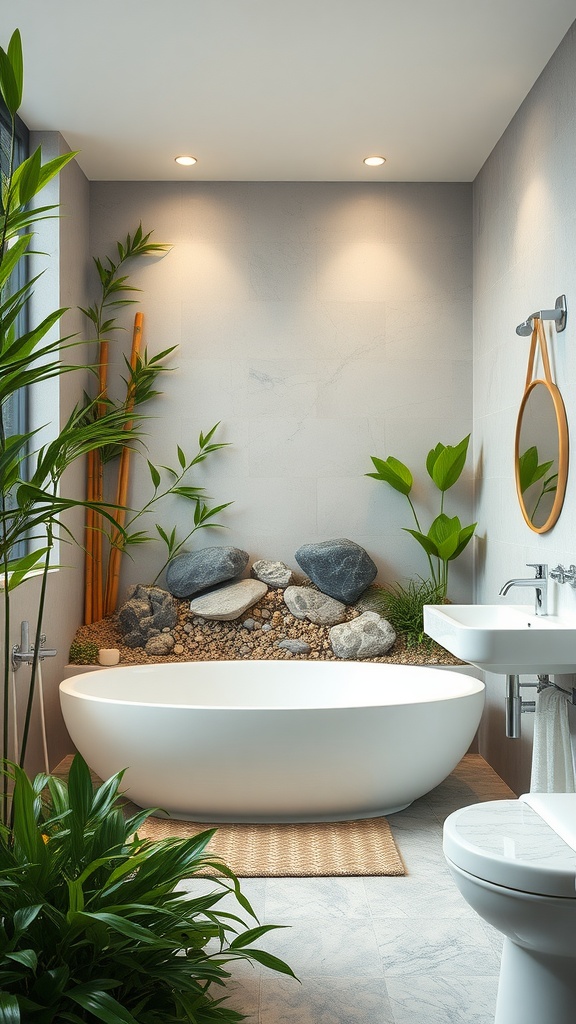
left=530, top=685, right=576, bottom=793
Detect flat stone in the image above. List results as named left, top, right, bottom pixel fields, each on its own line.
left=277, top=638, right=312, bottom=655
left=283, top=585, right=347, bottom=626
left=166, top=546, right=249, bottom=598
left=189, top=579, right=268, bottom=620
left=295, top=538, right=377, bottom=604
left=329, top=611, right=396, bottom=660
left=251, top=558, right=294, bottom=589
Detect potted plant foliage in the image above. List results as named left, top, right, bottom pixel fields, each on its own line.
left=366, top=435, right=477, bottom=649
left=0, top=755, right=296, bottom=1022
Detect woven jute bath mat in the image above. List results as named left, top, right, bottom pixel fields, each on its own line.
left=53, top=756, right=405, bottom=877
left=137, top=814, right=405, bottom=877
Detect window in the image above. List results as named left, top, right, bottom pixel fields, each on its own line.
left=0, top=101, right=29, bottom=559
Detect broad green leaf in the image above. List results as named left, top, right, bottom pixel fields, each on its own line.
left=13, top=148, right=42, bottom=206
left=11, top=767, right=47, bottom=869
left=67, top=754, right=94, bottom=841
left=404, top=528, right=439, bottom=558
left=0, top=993, right=20, bottom=1024
left=425, top=442, right=445, bottom=479
left=229, top=924, right=287, bottom=949
left=0, top=44, right=20, bottom=115
left=366, top=455, right=413, bottom=494
left=13, top=904, right=43, bottom=934
left=448, top=521, right=477, bottom=560
left=6, top=547, right=49, bottom=591
left=176, top=444, right=187, bottom=469
left=5, top=949, right=37, bottom=972
left=67, top=989, right=139, bottom=1024
left=429, top=434, right=470, bottom=491
left=428, top=513, right=462, bottom=560
left=232, top=947, right=298, bottom=979
left=0, top=234, right=32, bottom=290
left=7, top=29, right=23, bottom=109
left=75, top=911, right=161, bottom=943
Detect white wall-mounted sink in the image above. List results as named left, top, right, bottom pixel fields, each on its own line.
left=423, top=603, right=576, bottom=674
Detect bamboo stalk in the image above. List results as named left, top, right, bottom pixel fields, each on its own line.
left=93, top=453, right=104, bottom=621
left=83, top=449, right=95, bottom=623
left=103, top=313, right=144, bottom=616
left=83, top=338, right=110, bottom=623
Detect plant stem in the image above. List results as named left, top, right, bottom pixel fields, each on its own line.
left=406, top=493, right=437, bottom=586
left=19, top=523, right=52, bottom=769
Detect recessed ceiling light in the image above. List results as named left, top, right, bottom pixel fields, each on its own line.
left=175, top=155, right=197, bottom=166
left=363, top=156, right=386, bottom=167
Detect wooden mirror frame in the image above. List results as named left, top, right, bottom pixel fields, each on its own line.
left=514, top=319, right=569, bottom=533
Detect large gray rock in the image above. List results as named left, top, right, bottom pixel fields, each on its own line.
left=166, top=546, right=249, bottom=598
left=283, top=585, right=346, bottom=626
left=294, top=538, right=377, bottom=604
left=251, top=558, right=294, bottom=589
left=329, top=611, right=396, bottom=660
left=189, top=578, right=268, bottom=620
left=118, top=585, right=178, bottom=648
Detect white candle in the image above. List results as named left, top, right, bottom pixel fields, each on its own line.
left=98, top=648, right=120, bottom=666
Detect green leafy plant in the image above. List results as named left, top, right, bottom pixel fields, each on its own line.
left=0, top=755, right=296, bottom=1023
left=363, top=578, right=445, bottom=648
left=366, top=434, right=477, bottom=600
left=518, top=444, right=557, bottom=524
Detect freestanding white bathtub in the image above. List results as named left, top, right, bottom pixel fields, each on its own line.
left=60, top=661, right=485, bottom=822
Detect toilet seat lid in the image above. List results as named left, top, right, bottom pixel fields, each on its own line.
left=443, top=799, right=576, bottom=897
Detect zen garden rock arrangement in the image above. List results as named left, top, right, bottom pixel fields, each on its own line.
left=71, top=537, right=460, bottom=666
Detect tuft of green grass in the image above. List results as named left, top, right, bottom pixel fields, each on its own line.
left=361, top=578, right=444, bottom=648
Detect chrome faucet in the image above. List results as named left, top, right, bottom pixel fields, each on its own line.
left=11, top=620, right=57, bottom=670
left=499, top=563, right=548, bottom=616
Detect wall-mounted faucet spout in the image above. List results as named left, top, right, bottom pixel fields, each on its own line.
left=499, top=563, right=548, bottom=616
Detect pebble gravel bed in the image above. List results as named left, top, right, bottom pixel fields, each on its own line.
left=70, top=585, right=462, bottom=667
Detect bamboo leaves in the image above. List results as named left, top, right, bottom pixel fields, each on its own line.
left=106, top=427, right=233, bottom=586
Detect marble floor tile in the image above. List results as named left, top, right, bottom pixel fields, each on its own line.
left=362, top=870, right=476, bottom=919
left=386, top=975, right=500, bottom=1024
left=218, top=975, right=261, bottom=1021
left=264, top=876, right=371, bottom=921
left=372, top=916, right=501, bottom=976
left=259, top=976, right=395, bottom=1024
left=258, top=916, right=385, bottom=978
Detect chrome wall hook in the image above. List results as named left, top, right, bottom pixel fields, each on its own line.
left=516, top=294, right=567, bottom=335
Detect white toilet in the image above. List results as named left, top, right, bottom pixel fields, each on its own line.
left=443, top=794, right=576, bottom=1024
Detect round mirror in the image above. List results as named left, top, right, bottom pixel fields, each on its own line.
left=515, top=379, right=569, bottom=533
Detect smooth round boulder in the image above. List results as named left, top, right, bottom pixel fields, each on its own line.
left=166, top=546, right=249, bottom=598
left=295, top=538, right=377, bottom=603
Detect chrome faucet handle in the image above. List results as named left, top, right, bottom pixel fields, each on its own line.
left=565, top=564, right=576, bottom=588
left=526, top=563, right=548, bottom=579
left=550, top=564, right=565, bottom=584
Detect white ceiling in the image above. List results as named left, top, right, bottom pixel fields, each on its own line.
left=4, top=0, right=575, bottom=181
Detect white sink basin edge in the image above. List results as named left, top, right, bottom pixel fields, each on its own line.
left=423, top=603, right=576, bottom=675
